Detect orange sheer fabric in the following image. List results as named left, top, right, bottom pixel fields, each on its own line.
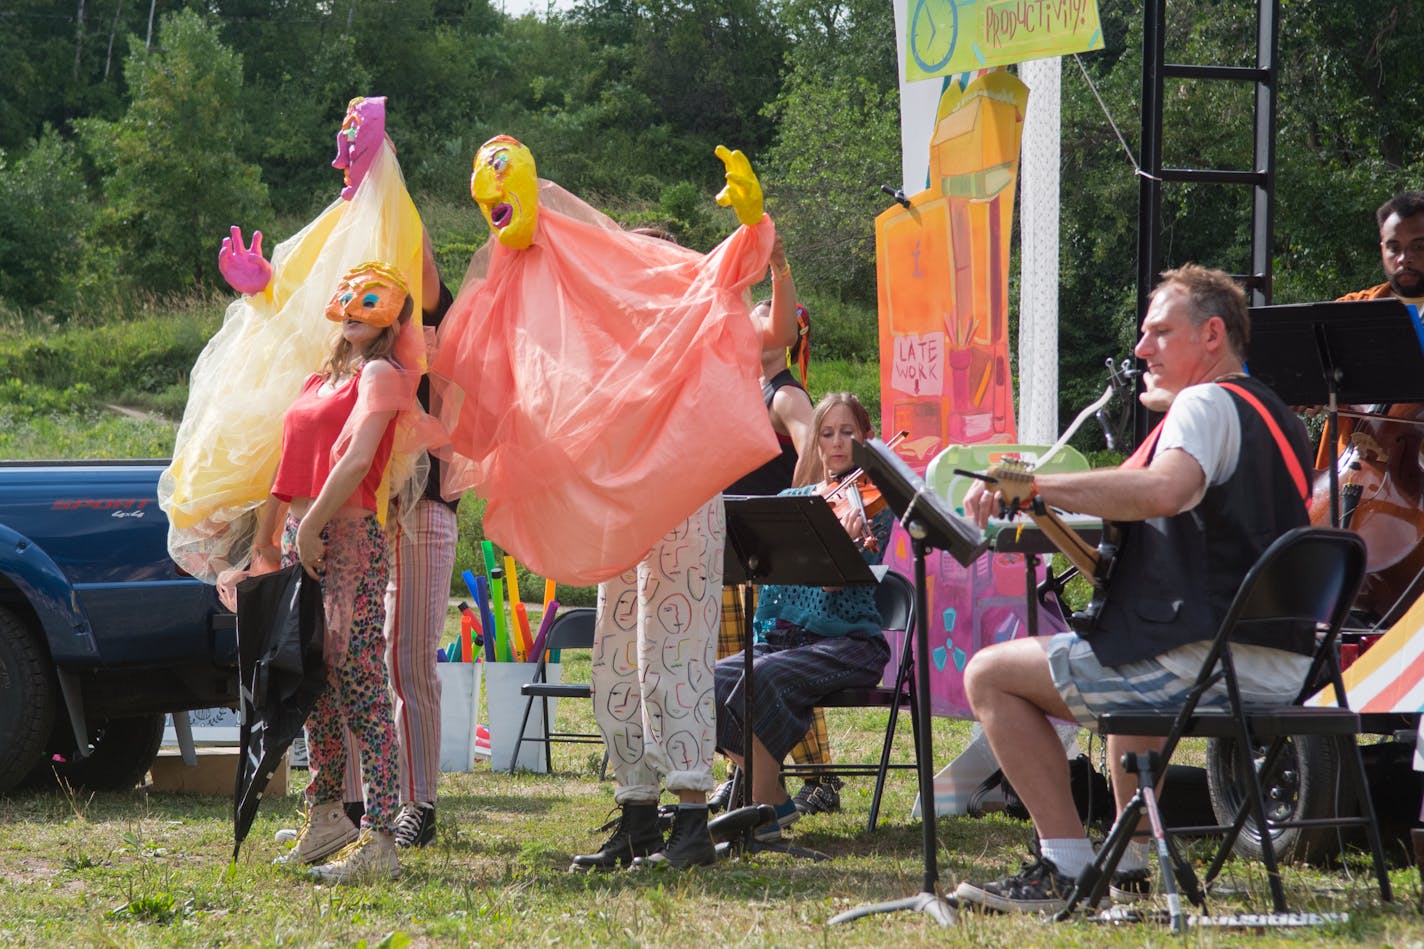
left=432, top=185, right=778, bottom=584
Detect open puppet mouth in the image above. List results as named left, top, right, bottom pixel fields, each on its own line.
left=491, top=203, right=513, bottom=228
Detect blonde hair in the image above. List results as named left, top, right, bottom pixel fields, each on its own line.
left=318, top=300, right=407, bottom=380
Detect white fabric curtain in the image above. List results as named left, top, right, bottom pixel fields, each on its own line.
left=1017, top=56, right=1062, bottom=446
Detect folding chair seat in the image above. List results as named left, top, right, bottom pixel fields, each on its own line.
left=515, top=607, right=608, bottom=777
left=780, top=568, right=919, bottom=831
left=1059, top=526, right=1392, bottom=925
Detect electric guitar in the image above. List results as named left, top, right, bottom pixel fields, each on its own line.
left=984, top=458, right=1120, bottom=632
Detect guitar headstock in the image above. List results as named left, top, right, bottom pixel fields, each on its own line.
left=985, top=457, right=1037, bottom=507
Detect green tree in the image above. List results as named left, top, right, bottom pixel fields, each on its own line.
left=1272, top=0, right=1424, bottom=302
left=761, top=0, right=899, bottom=304
left=0, top=127, right=94, bottom=312
left=76, top=9, right=272, bottom=294
left=0, top=0, right=179, bottom=150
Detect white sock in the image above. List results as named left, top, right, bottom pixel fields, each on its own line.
left=1116, top=840, right=1152, bottom=873
left=1038, top=837, right=1096, bottom=878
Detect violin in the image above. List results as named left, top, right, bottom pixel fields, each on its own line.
left=816, top=430, right=908, bottom=552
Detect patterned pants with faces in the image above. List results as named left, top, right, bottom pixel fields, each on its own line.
left=592, top=496, right=723, bottom=804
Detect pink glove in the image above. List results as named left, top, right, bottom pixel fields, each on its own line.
left=218, top=225, right=273, bottom=295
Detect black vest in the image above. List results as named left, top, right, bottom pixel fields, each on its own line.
left=1087, top=377, right=1312, bottom=666
left=725, top=369, right=806, bottom=495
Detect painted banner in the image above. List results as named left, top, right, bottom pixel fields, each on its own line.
left=904, top=0, right=1104, bottom=83
left=876, top=69, right=1066, bottom=719
left=1310, top=596, right=1424, bottom=715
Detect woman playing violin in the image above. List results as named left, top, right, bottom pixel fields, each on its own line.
left=712, top=392, right=895, bottom=840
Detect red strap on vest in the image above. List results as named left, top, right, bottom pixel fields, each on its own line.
left=1121, top=420, right=1164, bottom=470
left=1217, top=381, right=1309, bottom=502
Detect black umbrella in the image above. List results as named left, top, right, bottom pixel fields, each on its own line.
left=232, top=564, right=327, bottom=861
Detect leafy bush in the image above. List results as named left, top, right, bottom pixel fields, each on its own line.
left=0, top=301, right=222, bottom=412
left=0, top=380, right=97, bottom=417
left=0, top=127, right=93, bottom=313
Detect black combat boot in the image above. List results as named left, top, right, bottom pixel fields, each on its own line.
left=569, top=801, right=662, bottom=872
left=634, top=805, right=716, bottom=869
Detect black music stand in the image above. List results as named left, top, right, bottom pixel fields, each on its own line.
left=829, top=440, right=987, bottom=928
left=1246, top=298, right=1424, bottom=526
left=716, top=494, right=877, bottom=860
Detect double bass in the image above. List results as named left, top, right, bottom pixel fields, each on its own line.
left=1309, top=404, right=1424, bottom=626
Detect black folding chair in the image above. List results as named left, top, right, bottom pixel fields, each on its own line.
left=514, top=607, right=607, bottom=777
left=1058, top=526, right=1392, bottom=927
left=780, top=568, right=919, bottom=831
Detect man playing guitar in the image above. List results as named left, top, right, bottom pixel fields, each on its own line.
left=952, top=265, right=1313, bottom=914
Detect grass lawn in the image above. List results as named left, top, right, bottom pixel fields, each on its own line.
left=1, top=378, right=1420, bottom=945
left=1, top=641, right=1419, bottom=948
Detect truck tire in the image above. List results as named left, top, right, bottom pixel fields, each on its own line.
left=0, top=606, right=56, bottom=794
left=41, top=714, right=166, bottom=792
left=1206, top=733, right=1352, bottom=865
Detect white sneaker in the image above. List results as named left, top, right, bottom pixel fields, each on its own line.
left=309, top=829, right=398, bottom=884
left=273, top=801, right=357, bottom=866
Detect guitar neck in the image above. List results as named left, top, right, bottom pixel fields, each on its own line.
left=1020, top=507, right=1102, bottom=585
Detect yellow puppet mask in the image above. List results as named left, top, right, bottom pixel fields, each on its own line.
left=324, top=261, right=410, bottom=328
left=471, top=135, right=539, bottom=250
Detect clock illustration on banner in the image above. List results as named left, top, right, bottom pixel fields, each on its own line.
left=909, top=0, right=960, bottom=76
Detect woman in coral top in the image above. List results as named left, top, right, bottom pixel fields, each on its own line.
left=220, top=261, right=424, bottom=883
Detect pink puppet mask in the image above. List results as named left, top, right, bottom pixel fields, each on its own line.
left=332, top=95, right=387, bottom=201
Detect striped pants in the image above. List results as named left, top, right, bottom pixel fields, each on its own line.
left=591, top=496, right=723, bottom=804
left=340, top=499, right=458, bottom=804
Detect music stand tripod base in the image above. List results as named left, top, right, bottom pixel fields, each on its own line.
left=707, top=804, right=831, bottom=861
left=828, top=891, right=958, bottom=927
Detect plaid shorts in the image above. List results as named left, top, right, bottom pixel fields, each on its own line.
left=1045, top=632, right=1209, bottom=728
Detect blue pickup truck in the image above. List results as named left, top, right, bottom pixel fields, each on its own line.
left=0, top=460, right=237, bottom=793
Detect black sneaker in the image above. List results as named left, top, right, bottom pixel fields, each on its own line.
left=955, top=855, right=1076, bottom=914
left=1109, top=867, right=1151, bottom=904
left=792, top=775, right=843, bottom=815
left=634, top=806, right=715, bottom=870
left=392, top=801, right=436, bottom=849
left=708, top=773, right=738, bottom=814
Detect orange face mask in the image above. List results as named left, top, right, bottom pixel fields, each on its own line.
left=324, top=261, right=410, bottom=327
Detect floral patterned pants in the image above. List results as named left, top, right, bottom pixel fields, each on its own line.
left=284, top=512, right=399, bottom=833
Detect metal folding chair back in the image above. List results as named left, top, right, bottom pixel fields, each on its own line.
left=1059, top=526, right=1391, bottom=926
left=514, top=607, right=607, bottom=777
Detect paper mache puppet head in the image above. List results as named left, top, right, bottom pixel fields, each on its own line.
left=332, top=96, right=387, bottom=201
left=471, top=135, right=539, bottom=250
left=324, top=261, right=410, bottom=328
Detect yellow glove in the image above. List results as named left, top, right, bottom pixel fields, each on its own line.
left=714, top=145, right=764, bottom=228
